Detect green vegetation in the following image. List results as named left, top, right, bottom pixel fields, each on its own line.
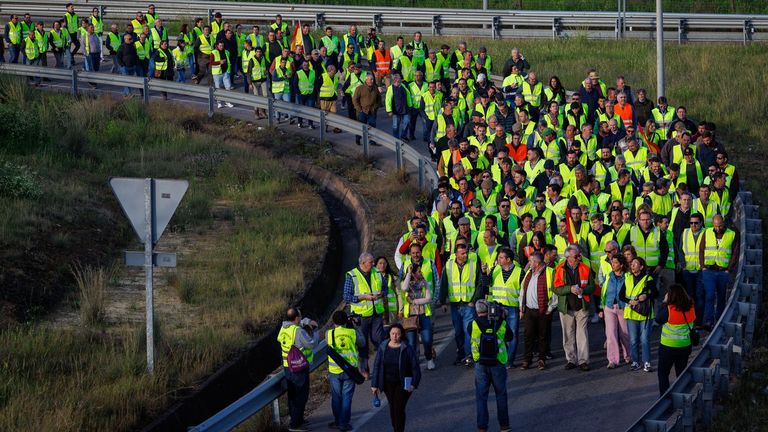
left=0, top=79, right=328, bottom=432
left=240, top=0, right=768, bottom=14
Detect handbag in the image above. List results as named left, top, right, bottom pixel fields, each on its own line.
left=682, top=310, right=700, bottom=346
left=630, top=297, right=651, bottom=317
left=402, top=315, right=419, bottom=331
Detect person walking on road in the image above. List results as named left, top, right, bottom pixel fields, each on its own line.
left=440, top=243, right=483, bottom=366
left=698, top=214, right=738, bottom=330
left=400, top=252, right=436, bottom=370
left=470, top=300, right=512, bottom=432
left=520, top=251, right=556, bottom=370
left=553, top=244, right=595, bottom=371
left=600, top=254, right=631, bottom=368
left=371, top=324, right=421, bottom=432
left=386, top=74, right=413, bottom=141
left=657, top=283, right=696, bottom=395
left=621, top=257, right=658, bottom=372
left=352, top=73, right=381, bottom=145
left=327, top=310, right=365, bottom=432
left=344, top=252, right=387, bottom=378
left=277, top=307, right=319, bottom=432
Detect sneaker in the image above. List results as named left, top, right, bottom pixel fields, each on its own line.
left=217, top=102, right=222, bottom=108
left=630, top=362, right=641, bottom=371
left=537, top=360, right=546, bottom=370
left=579, top=363, right=590, bottom=372
left=463, top=356, right=474, bottom=367
left=427, top=359, right=436, bottom=370
left=565, top=362, right=577, bottom=370
left=607, top=362, right=617, bottom=369
left=225, top=102, right=234, bottom=108
left=519, top=361, right=530, bottom=370
left=644, top=362, right=653, bottom=372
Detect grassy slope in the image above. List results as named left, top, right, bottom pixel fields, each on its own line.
left=0, top=83, right=327, bottom=431
left=237, top=0, right=768, bottom=14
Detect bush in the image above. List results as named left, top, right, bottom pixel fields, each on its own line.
left=0, top=161, right=43, bottom=199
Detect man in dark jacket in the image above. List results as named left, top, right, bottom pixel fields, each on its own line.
left=634, top=88, right=654, bottom=127
left=216, top=27, right=239, bottom=87
left=501, top=47, right=530, bottom=78
left=116, top=33, right=141, bottom=96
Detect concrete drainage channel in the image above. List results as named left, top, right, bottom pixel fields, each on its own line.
left=141, top=163, right=371, bottom=432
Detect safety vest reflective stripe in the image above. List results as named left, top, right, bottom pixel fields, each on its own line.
left=7, top=21, right=21, bottom=44
left=172, top=47, right=187, bottom=68
left=374, top=50, right=391, bottom=73
left=155, top=49, right=169, bottom=71
left=24, top=36, right=38, bottom=59
left=131, top=19, right=143, bottom=34
left=610, top=182, right=634, bottom=209
left=630, top=227, right=661, bottom=267
left=490, top=265, right=522, bottom=307
left=682, top=229, right=703, bottom=271
left=277, top=324, right=314, bottom=367
left=446, top=259, right=476, bottom=303
left=251, top=57, right=267, bottom=80
left=652, top=108, right=675, bottom=139
left=348, top=268, right=385, bottom=316
left=623, top=273, right=652, bottom=320
left=345, top=72, right=363, bottom=95
left=703, top=229, right=734, bottom=268
left=399, top=56, right=416, bottom=81
left=422, top=92, right=440, bottom=120
left=409, top=81, right=428, bottom=106
left=35, top=31, right=48, bottom=52
left=198, top=34, right=213, bottom=55
left=326, top=327, right=358, bottom=374
left=424, top=60, right=440, bottom=82
left=694, top=199, right=718, bottom=228
left=470, top=321, right=508, bottom=364
left=65, top=12, right=78, bottom=33
left=319, top=73, right=338, bottom=98
left=542, top=140, right=560, bottom=162
left=240, top=50, right=255, bottom=73
left=90, top=16, right=103, bottom=33
left=106, top=32, right=120, bottom=51
left=321, top=35, right=339, bottom=55
left=49, top=29, right=66, bottom=48
left=297, top=69, right=316, bottom=95
left=150, top=27, right=167, bottom=49
left=623, top=148, right=648, bottom=173
left=211, top=50, right=230, bottom=75
left=271, top=67, right=287, bottom=93
left=661, top=322, right=691, bottom=347
left=522, top=81, right=542, bottom=107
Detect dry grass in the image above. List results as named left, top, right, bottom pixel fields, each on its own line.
left=71, top=264, right=116, bottom=326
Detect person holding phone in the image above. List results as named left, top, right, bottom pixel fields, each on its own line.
left=371, top=324, right=421, bottom=432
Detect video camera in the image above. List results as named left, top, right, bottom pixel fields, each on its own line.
left=346, top=313, right=362, bottom=328
left=487, top=301, right=506, bottom=322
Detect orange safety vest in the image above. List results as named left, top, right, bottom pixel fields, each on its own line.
left=554, top=261, right=595, bottom=302
left=614, top=103, right=634, bottom=130
left=374, top=49, right=391, bottom=75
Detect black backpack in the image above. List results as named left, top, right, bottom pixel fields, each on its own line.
left=477, top=321, right=500, bottom=366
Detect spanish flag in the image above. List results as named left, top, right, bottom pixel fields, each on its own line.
left=289, top=21, right=303, bottom=52
left=565, top=207, right=577, bottom=245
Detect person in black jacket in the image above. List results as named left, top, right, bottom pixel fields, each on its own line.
left=116, top=33, right=141, bottom=96
left=371, top=324, right=421, bottom=432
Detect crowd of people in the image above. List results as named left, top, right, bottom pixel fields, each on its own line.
left=1, top=4, right=741, bottom=432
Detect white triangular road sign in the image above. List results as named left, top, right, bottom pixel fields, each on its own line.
left=110, top=178, right=189, bottom=244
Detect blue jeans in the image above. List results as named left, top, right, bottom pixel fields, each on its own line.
left=474, top=363, right=510, bottom=430
left=297, top=94, right=316, bottom=126
left=84, top=53, right=101, bottom=72
left=358, top=314, right=384, bottom=372
left=120, top=66, right=141, bottom=96
left=405, top=314, right=434, bottom=360
left=329, top=372, right=355, bottom=428
left=284, top=368, right=310, bottom=428
left=175, top=68, right=186, bottom=83
left=391, top=113, right=410, bottom=139
left=451, top=304, right=475, bottom=359
left=407, top=107, right=427, bottom=139
left=683, top=270, right=703, bottom=324
left=504, top=306, right=520, bottom=365
left=701, top=269, right=730, bottom=325
left=213, top=72, right=232, bottom=90
left=148, top=57, right=155, bottom=78
left=274, top=91, right=292, bottom=119
left=8, top=44, right=20, bottom=64
left=627, top=318, right=651, bottom=364
left=357, top=111, right=377, bottom=128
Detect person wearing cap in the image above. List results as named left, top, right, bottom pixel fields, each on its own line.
left=386, top=74, right=413, bottom=140
left=440, top=239, right=484, bottom=365
left=537, top=127, right=561, bottom=164
left=477, top=179, right=500, bottom=214
left=471, top=57, right=488, bottom=81
left=565, top=100, right=588, bottom=132
left=370, top=39, right=392, bottom=88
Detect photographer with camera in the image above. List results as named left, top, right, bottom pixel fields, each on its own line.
left=326, top=310, right=366, bottom=431
left=343, top=252, right=388, bottom=378
left=277, top=307, right=319, bottom=432
left=470, top=300, right=512, bottom=432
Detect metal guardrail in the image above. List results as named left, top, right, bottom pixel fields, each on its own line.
left=0, top=0, right=767, bottom=43
left=625, top=191, right=763, bottom=432
left=0, top=63, right=440, bottom=193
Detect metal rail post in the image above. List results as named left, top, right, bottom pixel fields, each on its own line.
left=267, top=98, right=274, bottom=127
left=395, top=140, right=403, bottom=170
left=656, top=0, right=665, bottom=98
left=207, top=86, right=215, bottom=118
left=418, top=158, right=425, bottom=189
left=143, top=78, right=150, bottom=104
left=362, top=124, right=369, bottom=158
left=71, top=68, right=78, bottom=95
left=320, top=111, right=326, bottom=144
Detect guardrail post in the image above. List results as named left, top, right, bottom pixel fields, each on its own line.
left=142, top=77, right=150, bottom=104
left=315, top=13, right=325, bottom=30
left=395, top=140, right=403, bottom=170
left=491, top=16, right=501, bottom=39
left=373, top=14, right=383, bottom=33
left=552, top=17, right=562, bottom=39
left=271, top=398, right=280, bottom=426
left=100, top=5, right=106, bottom=20
left=744, top=19, right=754, bottom=45
left=208, top=9, right=214, bottom=25
left=208, top=87, right=215, bottom=118
left=362, top=124, right=369, bottom=158
left=319, top=111, right=326, bottom=144
left=678, top=19, right=688, bottom=44
left=432, top=16, right=442, bottom=36
left=71, top=68, right=78, bottom=96
left=418, top=158, right=425, bottom=189
left=267, top=98, right=274, bottom=127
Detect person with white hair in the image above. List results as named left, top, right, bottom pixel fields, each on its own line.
left=343, top=252, right=388, bottom=377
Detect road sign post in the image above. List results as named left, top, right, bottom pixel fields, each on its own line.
left=110, top=177, right=188, bottom=374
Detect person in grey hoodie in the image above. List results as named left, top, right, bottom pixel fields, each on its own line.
left=277, top=307, right=319, bottom=432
